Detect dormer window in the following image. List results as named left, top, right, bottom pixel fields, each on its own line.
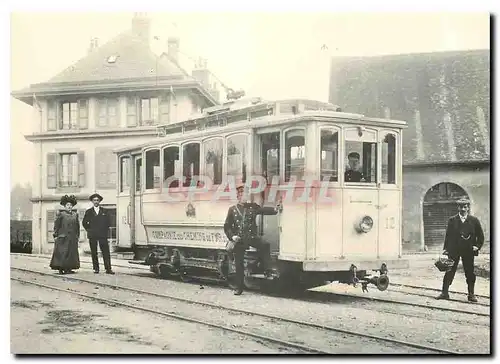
left=107, top=55, right=118, bottom=63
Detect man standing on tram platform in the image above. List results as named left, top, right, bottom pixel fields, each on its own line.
left=436, top=198, right=485, bottom=303
left=223, top=183, right=282, bottom=296
left=344, top=152, right=365, bottom=182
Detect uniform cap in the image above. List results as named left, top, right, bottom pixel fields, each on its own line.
left=456, top=197, right=471, bottom=206
left=348, top=152, right=360, bottom=159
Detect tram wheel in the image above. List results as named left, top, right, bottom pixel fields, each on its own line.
left=179, top=269, right=193, bottom=283
left=158, top=264, right=172, bottom=279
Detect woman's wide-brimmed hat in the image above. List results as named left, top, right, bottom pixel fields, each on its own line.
left=89, top=193, right=103, bottom=202
left=60, top=194, right=77, bottom=207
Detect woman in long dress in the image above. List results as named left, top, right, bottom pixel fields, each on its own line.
left=49, top=195, right=81, bottom=274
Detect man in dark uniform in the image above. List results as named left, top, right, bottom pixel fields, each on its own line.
left=436, top=198, right=484, bottom=302
left=82, top=193, right=115, bottom=275
left=344, top=152, right=364, bottom=182
left=224, top=184, right=282, bottom=295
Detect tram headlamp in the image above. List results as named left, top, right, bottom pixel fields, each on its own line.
left=355, top=216, right=374, bottom=233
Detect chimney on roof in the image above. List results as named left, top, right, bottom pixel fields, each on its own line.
left=88, top=37, right=99, bottom=53
left=192, top=59, right=220, bottom=103
left=132, top=12, right=151, bottom=44
left=167, top=37, right=179, bottom=63
left=192, top=57, right=210, bottom=88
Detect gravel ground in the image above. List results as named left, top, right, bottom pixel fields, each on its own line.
left=11, top=279, right=304, bottom=354
left=11, top=269, right=435, bottom=354
left=11, top=255, right=491, bottom=354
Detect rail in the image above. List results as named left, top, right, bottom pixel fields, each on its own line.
left=11, top=266, right=461, bottom=354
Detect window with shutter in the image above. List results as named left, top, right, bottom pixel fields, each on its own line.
left=47, top=210, right=56, bottom=243
left=127, top=97, right=137, bottom=127
left=58, top=153, right=79, bottom=187
left=97, top=98, right=119, bottom=127
left=78, top=99, right=88, bottom=129
left=47, top=153, right=57, bottom=189
left=47, top=101, right=57, bottom=131
left=140, top=97, right=159, bottom=125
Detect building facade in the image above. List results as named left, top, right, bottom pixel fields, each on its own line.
left=12, top=14, right=219, bottom=254
left=329, top=49, right=490, bottom=253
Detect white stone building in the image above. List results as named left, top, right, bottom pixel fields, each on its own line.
left=11, top=14, right=219, bottom=254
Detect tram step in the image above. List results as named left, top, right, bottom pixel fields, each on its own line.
left=128, top=260, right=149, bottom=265
left=248, top=273, right=275, bottom=280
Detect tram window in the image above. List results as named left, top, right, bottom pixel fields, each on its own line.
left=285, top=129, right=305, bottom=182
left=344, top=141, right=377, bottom=183
left=183, top=143, right=200, bottom=187
left=203, top=138, right=223, bottom=185
left=381, top=134, right=396, bottom=184
left=227, top=134, right=247, bottom=184
left=163, top=146, right=180, bottom=188
left=261, top=132, right=280, bottom=183
left=135, top=158, right=142, bottom=192
left=119, top=156, right=130, bottom=193
left=320, top=129, right=338, bottom=182
left=145, top=149, right=161, bottom=190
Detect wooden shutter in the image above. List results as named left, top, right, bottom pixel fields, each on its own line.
left=47, top=210, right=56, bottom=243
left=110, top=98, right=120, bottom=127
left=47, top=153, right=57, bottom=189
left=47, top=101, right=57, bottom=131
left=127, top=97, right=137, bottom=127
left=78, top=99, right=88, bottom=129
left=96, top=99, right=106, bottom=127
left=77, top=152, right=85, bottom=187
left=159, top=94, right=170, bottom=124
left=96, top=148, right=106, bottom=188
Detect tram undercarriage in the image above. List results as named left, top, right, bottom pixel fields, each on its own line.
left=129, top=245, right=390, bottom=293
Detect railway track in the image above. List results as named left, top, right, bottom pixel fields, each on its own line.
left=11, top=254, right=490, bottom=319
left=390, top=282, right=490, bottom=300
left=11, top=266, right=460, bottom=354
left=305, top=289, right=490, bottom=318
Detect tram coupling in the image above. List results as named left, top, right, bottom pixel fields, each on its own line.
left=349, top=263, right=390, bottom=292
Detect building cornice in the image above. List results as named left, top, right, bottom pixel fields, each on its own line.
left=25, top=126, right=160, bottom=142
left=11, top=78, right=218, bottom=106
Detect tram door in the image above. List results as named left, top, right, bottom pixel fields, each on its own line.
left=258, top=132, right=281, bottom=253
left=117, top=156, right=132, bottom=248
left=133, top=156, right=147, bottom=246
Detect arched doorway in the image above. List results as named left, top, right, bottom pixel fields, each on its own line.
left=423, top=182, right=469, bottom=251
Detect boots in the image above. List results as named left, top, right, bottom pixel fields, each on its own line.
left=468, top=284, right=478, bottom=303
left=436, top=280, right=450, bottom=300
left=436, top=291, right=449, bottom=300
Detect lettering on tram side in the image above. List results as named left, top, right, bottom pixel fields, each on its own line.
left=349, top=197, right=373, bottom=204
left=150, top=229, right=228, bottom=244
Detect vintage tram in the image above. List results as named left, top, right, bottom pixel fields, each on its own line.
left=115, top=98, right=409, bottom=292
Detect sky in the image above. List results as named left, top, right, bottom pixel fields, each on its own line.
left=9, top=12, right=490, bottom=187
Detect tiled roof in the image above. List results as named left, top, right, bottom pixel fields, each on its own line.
left=329, top=50, right=490, bottom=164
left=44, top=30, right=185, bottom=85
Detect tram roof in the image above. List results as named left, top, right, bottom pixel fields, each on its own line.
left=113, top=97, right=407, bottom=154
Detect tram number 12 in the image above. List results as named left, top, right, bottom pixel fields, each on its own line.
left=385, top=217, right=396, bottom=230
